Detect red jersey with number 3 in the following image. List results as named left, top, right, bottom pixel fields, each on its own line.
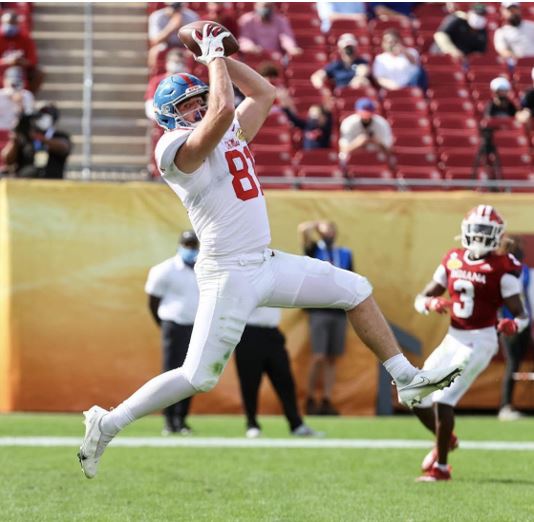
left=155, top=118, right=271, bottom=257
left=435, top=248, right=522, bottom=330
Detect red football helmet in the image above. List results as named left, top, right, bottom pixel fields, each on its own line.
left=461, top=205, right=505, bottom=258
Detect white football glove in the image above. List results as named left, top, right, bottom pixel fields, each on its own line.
left=192, top=24, right=231, bottom=66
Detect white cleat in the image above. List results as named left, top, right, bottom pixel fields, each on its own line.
left=397, top=365, right=463, bottom=408
left=78, top=405, right=114, bottom=479
left=246, top=427, right=261, bottom=439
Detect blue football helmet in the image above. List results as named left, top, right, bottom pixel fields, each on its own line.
left=153, top=73, right=209, bottom=131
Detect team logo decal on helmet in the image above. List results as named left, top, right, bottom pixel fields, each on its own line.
left=461, top=205, right=505, bottom=258
left=153, top=73, right=209, bottom=131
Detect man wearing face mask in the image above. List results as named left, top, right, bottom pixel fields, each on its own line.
left=495, top=1, right=534, bottom=62
left=338, top=97, right=393, bottom=160
left=311, top=33, right=370, bottom=91
left=238, top=2, right=302, bottom=58
left=0, top=66, right=34, bottom=131
left=0, top=11, right=41, bottom=93
left=298, top=220, right=354, bottom=416
left=484, top=77, right=517, bottom=118
left=1, top=101, right=71, bottom=179
left=145, top=231, right=200, bottom=435
left=434, top=4, right=488, bottom=59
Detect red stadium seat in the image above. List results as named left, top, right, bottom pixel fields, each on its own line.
left=389, top=115, right=432, bottom=131
left=345, top=150, right=390, bottom=169
left=436, top=134, right=481, bottom=150
left=383, top=98, right=429, bottom=115
left=394, top=133, right=435, bottom=149
left=427, top=86, right=471, bottom=100
left=430, top=99, right=476, bottom=116
left=294, top=149, right=339, bottom=166
left=427, top=70, right=467, bottom=88
left=394, top=151, right=438, bottom=170
left=433, top=115, right=478, bottom=131
left=396, top=167, right=443, bottom=191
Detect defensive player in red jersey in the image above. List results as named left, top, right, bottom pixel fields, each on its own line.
left=412, top=205, right=528, bottom=482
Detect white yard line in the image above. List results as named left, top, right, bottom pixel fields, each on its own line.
left=1, top=437, right=534, bottom=451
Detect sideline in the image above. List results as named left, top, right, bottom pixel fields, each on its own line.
left=1, top=437, right=534, bottom=450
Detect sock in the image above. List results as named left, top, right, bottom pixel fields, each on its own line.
left=100, top=368, right=196, bottom=436
left=383, top=354, right=417, bottom=386
left=435, top=463, right=449, bottom=472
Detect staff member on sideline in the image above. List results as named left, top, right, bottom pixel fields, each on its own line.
left=234, top=306, right=321, bottom=438
left=145, top=230, right=200, bottom=435
left=298, top=220, right=354, bottom=416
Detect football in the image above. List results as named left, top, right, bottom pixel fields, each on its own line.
left=178, top=20, right=239, bottom=58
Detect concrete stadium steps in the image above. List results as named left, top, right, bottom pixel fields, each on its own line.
left=33, top=2, right=150, bottom=175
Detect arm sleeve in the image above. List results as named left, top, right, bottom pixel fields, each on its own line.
left=154, top=129, right=193, bottom=175
left=144, top=265, right=167, bottom=297
left=316, top=2, right=333, bottom=24
left=493, top=28, right=507, bottom=55
left=432, top=264, right=448, bottom=287
left=501, top=273, right=522, bottom=299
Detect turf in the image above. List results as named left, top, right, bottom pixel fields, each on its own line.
left=1, top=414, right=533, bottom=522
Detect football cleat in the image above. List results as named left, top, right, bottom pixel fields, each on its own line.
left=78, top=405, right=114, bottom=479
left=246, top=427, right=261, bottom=439
left=397, top=365, right=463, bottom=408
left=291, top=424, right=325, bottom=438
left=417, top=463, right=452, bottom=482
left=421, top=433, right=459, bottom=472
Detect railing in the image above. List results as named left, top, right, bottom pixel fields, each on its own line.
left=81, top=2, right=93, bottom=179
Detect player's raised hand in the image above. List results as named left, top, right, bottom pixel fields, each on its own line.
left=192, top=23, right=231, bottom=66
left=497, top=318, right=518, bottom=336
left=427, top=297, right=452, bottom=314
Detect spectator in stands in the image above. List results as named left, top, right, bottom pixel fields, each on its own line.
left=311, top=33, right=371, bottom=91
left=0, top=11, right=41, bottom=93
left=201, top=3, right=238, bottom=39
left=147, top=2, right=199, bottom=71
left=434, top=4, right=488, bottom=59
left=1, top=101, right=71, bottom=179
left=338, top=98, right=393, bottom=160
left=484, top=77, right=517, bottom=118
left=367, top=2, right=416, bottom=21
left=238, top=3, right=302, bottom=58
left=298, top=220, right=354, bottom=416
left=277, top=88, right=333, bottom=149
left=372, top=29, right=426, bottom=91
left=0, top=66, right=33, bottom=131
left=144, top=49, right=190, bottom=121
left=316, top=2, right=366, bottom=33
left=516, top=67, right=534, bottom=127
left=494, top=1, right=534, bottom=62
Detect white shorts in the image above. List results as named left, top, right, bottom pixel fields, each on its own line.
left=181, top=248, right=372, bottom=391
left=416, top=326, right=498, bottom=408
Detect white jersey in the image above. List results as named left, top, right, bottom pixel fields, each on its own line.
left=155, top=119, right=271, bottom=259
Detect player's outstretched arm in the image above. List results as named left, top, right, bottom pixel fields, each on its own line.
left=414, top=280, right=450, bottom=315
left=175, top=58, right=235, bottom=173
left=224, top=57, right=277, bottom=142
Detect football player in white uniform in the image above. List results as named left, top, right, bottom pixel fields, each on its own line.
left=78, top=25, right=462, bottom=478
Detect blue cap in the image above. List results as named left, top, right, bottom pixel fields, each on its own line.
left=355, top=97, right=376, bottom=112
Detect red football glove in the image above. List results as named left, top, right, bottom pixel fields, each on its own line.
left=427, top=297, right=452, bottom=314
left=497, top=318, right=518, bottom=335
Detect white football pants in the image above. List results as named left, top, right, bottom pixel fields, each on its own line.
left=182, top=248, right=373, bottom=392
left=415, top=326, right=498, bottom=408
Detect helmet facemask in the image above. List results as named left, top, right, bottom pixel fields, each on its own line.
left=461, top=221, right=504, bottom=258
left=173, top=93, right=208, bottom=128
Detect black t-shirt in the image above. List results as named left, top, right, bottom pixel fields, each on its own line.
left=484, top=99, right=517, bottom=118
left=438, top=14, right=487, bottom=55
left=16, top=129, right=71, bottom=179
left=521, top=89, right=534, bottom=112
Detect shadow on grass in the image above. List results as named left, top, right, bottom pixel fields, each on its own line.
left=469, top=477, right=534, bottom=486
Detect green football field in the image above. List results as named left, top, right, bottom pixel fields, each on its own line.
left=1, top=414, right=533, bottom=522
